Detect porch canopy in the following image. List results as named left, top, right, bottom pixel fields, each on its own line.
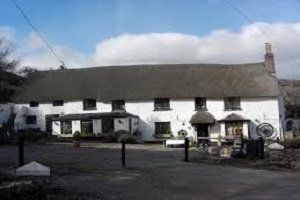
left=189, top=111, right=215, bottom=124
left=53, top=112, right=138, bottom=121
left=218, top=113, right=250, bottom=122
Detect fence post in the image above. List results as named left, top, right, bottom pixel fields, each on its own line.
left=184, top=138, right=189, bottom=162
left=259, top=137, right=265, bottom=159
left=19, top=135, right=24, bottom=166
left=122, top=141, right=126, bottom=168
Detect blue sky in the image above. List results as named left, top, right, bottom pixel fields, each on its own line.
left=1, top=0, right=300, bottom=77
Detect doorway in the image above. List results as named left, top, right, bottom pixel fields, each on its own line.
left=102, top=119, right=114, bottom=133
left=196, top=124, right=209, bottom=145
left=45, top=114, right=59, bottom=135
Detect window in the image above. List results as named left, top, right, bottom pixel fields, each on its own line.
left=195, top=97, right=207, bottom=110
left=53, top=100, right=64, bottom=106
left=26, top=115, right=37, bottom=124
left=154, top=98, right=170, bottom=111
left=29, top=101, right=39, bottom=107
left=61, top=121, right=72, bottom=134
left=224, top=97, right=241, bottom=110
left=83, top=99, right=96, bottom=110
left=112, top=100, right=125, bottom=111
left=155, top=122, right=171, bottom=135
left=81, top=120, right=93, bottom=134
left=225, top=122, right=243, bottom=135
left=102, top=119, right=114, bottom=133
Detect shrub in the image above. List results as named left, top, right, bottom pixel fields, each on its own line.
left=97, top=132, right=117, bottom=143
left=73, top=131, right=82, bottom=141
left=117, top=134, right=138, bottom=143
left=21, top=129, right=47, bottom=141
left=283, top=138, right=300, bottom=148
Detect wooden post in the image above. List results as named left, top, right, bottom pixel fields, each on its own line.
left=122, top=141, right=126, bottom=168
left=184, top=138, right=189, bottom=162
left=18, top=135, right=24, bottom=166
left=259, top=137, right=265, bottom=159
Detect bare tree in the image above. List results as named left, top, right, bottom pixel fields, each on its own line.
left=0, top=38, right=19, bottom=72
left=18, top=66, right=38, bottom=77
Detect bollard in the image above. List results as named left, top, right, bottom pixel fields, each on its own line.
left=184, top=138, right=189, bottom=162
left=258, top=137, right=265, bottom=159
left=19, top=135, right=24, bottom=166
left=122, top=141, right=126, bottom=168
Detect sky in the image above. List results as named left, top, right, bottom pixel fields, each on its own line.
left=0, top=0, right=300, bottom=78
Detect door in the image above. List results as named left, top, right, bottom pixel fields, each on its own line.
left=102, top=119, right=114, bottom=133
left=45, top=114, right=59, bottom=135
left=197, top=124, right=209, bottom=144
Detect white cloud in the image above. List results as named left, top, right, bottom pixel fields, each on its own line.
left=93, top=22, right=300, bottom=78
left=2, top=22, right=300, bottom=78
left=0, top=26, right=15, bottom=41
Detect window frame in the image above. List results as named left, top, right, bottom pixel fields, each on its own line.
left=154, top=98, right=171, bottom=111
left=195, top=97, right=207, bottom=111
left=26, top=115, right=37, bottom=125
left=225, top=121, right=243, bottom=136
left=29, top=101, right=39, bottom=107
left=83, top=99, right=97, bottom=110
left=155, top=122, right=171, bottom=135
left=224, top=97, right=241, bottom=110
left=61, top=120, right=72, bottom=135
left=112, top=100, right=125, bottom=111
left=80, top=120, right=93, bottom=134
left=53, top=100, right=64, bottom=106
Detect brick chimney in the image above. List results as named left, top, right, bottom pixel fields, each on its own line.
left=264, top=43, right=276, bottom=74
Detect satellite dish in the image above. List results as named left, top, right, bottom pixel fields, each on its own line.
left=256, top=123, right=274, bottom=138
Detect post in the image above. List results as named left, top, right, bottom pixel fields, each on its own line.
left=258, top=137, right=265, bottom=159
left=184, top=138, right=189, bottom=162
left=122, top=141, right=126, bottom=168
left=18, top=135, right=24, bottom=166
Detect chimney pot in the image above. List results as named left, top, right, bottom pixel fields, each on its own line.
left=264, top=43, right=275, bottom=75
left=265, top=43, right=272, bottom=54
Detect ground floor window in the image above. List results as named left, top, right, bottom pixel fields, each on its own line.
left=102, top=119, right=114, bottom=133
left=61, top=121, right=72, bottom=135
left=225, top=121, right=243, bottom=135
left=155, top=122, right=171, bottom=135
left=81, top=120, right=93, bottom=134
left=26, top=115, right=37, bottom=124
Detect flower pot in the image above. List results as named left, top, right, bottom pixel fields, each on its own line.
left=73, top=140, right=81, bottom=148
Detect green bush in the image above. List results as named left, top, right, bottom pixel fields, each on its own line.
left=117, top=134, right=138, bottom=143
left=283, top=138, right=300, bottom=148
left=73, top=131, right=82, bottom=141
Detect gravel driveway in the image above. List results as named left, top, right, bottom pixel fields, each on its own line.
left=1, top=142, right=300, bottom=199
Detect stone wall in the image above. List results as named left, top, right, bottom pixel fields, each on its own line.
left=269, top=148, right=300, bottom=169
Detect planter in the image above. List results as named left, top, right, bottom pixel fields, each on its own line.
left=73, top=140, right=81, bottom=148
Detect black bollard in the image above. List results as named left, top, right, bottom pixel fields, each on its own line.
left=19, top=135, right=24, bottom=166
left=122, top=141, right=126, bottom=168
left=185, top=138, right=189, bottom=162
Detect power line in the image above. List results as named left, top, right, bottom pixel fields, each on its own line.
left=11, top=0, right=66, bottom=67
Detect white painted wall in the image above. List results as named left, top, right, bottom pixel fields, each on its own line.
left=93, top=119, right=102, bottom=135
left=13, top=97, right=282, bottom=141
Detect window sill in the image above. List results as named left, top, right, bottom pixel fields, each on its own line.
left=112, top=109, right=126, bottom=112
left=153, top=108, right=172, bottom=111
left=195, top=108, right=208, bottom=111
left=83, top=107, right=97, bottom=111
left=153, top=134, right=172, bottom=138
left=224, top=108, right=242, bottom=111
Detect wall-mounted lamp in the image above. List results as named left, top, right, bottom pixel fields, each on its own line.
left=182, top=122, right=185, bottom=126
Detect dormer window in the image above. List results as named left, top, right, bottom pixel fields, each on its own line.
left=29, top=101, right=39, bottom=107
left=195, top=97, right=207, bottom=111
left=53, top=100, right=64, bottom=106
left=83, top=99, right=96, bottom=110
left=154, top=98, right=171, bottom=111
left=224, top=97, right=241, bottom=110
left=112, top=100, right=125, bottom=111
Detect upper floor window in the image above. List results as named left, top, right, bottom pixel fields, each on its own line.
left=112, top=100, right=125, bottom=111
left=83, top=99, right=96, bottom=110
left=29, top=101, right=39, bottom=107
left=26, top=115, right=37, bottom=124
left=154, top=98, right=170, bottom=111
left=195, top=97, right=207, bottom=110
left=53, top=100, right=64, bottom=106
left=224, top=97, right=241, bottom=110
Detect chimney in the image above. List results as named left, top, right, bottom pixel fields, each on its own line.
left=264, top=43, right=276, bottom=74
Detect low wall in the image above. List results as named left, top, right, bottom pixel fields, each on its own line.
left=269, top=148, right=300, bottom=169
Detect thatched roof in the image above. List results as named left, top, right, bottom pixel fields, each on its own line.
left=189, top=111, right=215, bottom=124
left=12, top=63, right=279, bottom=103
left=219, top=113, right=249, bottom=122
left=53, top=112, right=138, bottom=121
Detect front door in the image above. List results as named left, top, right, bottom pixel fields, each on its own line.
left=45, top=114, right=59, bottom=135
left=102, top=119, right=114, bottom=133
left=197, top=124, right=209, bottom=144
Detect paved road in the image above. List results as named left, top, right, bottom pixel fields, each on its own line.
left=1, top=142, right=300, bottom=199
